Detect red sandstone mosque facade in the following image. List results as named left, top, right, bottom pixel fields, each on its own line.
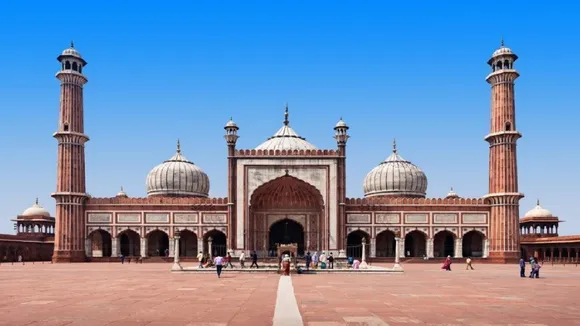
left=2, top=41, right=579, bottom=264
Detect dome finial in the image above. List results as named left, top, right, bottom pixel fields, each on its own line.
left=450, top=186, right=454, bottom=191
left=35, top=197, right=39, bottom=205
left=120, top=186, right=124, bottom=191
left=70, top=40, right=75, bottom=48
left=500, top=37, right=504, bottom=47
left=176, top=139, right=181, bottom=154
left=284, top=103, right=289, bottom=126
left=536, top=198, right=540, bottom=206
left=392, top=138, right=397, bottom=153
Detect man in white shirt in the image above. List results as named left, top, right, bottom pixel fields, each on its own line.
left=214, top=255, right=224, bottom=278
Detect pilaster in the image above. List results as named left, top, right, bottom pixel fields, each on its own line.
left=370, top=238, right=376, bottom=258
left=85, top=238, right=91, bottom=257
left=454, top=238, right=463, bottom=258
left=140, top=237, right=147, bottom=257
left=426, top=238, right=434, bottom=258
left=168, top=238, right=175, bottom=258
left=111, top=238, right=119, bottom=257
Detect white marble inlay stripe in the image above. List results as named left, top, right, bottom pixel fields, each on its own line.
left=273, top=276, right=303, bottom=326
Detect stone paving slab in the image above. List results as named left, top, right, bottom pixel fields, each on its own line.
left=1, top=262, right=580, bottom=325
left=293, top=263, right=580, bottom=326
left=0, top=263, right=278, bottom=325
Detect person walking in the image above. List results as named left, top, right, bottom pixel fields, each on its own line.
left=305, top=252, right=312, bottom=271
left=214, top=255, right=224, bottom=278
left=250, top=250, right=259, bottom=268
left=328, top=252, right=334, bottom=269
left=197, top=251, right=204, bottom=268
left=519, top=258, right=526, bottom=277
left=465, top=257, right=474, bottom=270
left=224, top=252, right=234, bottom=268
left=239, top=251, right=246, bottom=269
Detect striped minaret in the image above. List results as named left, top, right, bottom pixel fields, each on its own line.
left=484, top=39, right=524, bottom=262
left=52, top=42, right=89, bottom=263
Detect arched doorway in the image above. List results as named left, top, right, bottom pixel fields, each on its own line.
left=433, top=231, right=455, bottom=258
left=462, top=231, right=484, bottom=258
left=119, top=230, right=140, bottom=256
left=404, top=230, right=426, bottom=257
left=269, top=218, right=305, bottom=256
left=179, top=230, right=198, bottom=257
left=90, top=229, right=112, bottom=257
left=375, top=230, right=396, bottom=257
left=249, top=174, right=324, bottom=257
left=204, top=230, right=227, bottom=257
left=147, top=230, right=169, bottom=257
left=346, top=230, right=370, bottom=259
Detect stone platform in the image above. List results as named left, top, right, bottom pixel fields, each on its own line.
left=171, top=264, right=403, bottom=274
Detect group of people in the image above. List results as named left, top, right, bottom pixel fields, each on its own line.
left=197, top=250, right=261, bottom=277
left=520, top=257, right=541, bottom=278
left=304, top=251, right=334, bottom=270
left=440, top=255, right=542, bottom=279
left=441, top=256, right=475, bottom=271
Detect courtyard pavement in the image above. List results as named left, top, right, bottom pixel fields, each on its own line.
left=0, top=261, right=579, bottom=325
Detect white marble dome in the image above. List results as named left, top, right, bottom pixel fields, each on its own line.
left=524, top=200, right=553, bottom=218
left=60, top=41, right=83, bottom=59
left=116, top=187, right=128, bottom=198
left=146, top=141, right=210, bottom=197
left=363, top=141, right=428, bottom=198
left=256, top=106, right=317, bottom=151
left=22, top=199, right=50, bottom=217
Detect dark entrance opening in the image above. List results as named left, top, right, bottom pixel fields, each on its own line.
left=147, top=230, right=169, bottom=257
left=269, top=219, right=305, bottom=256
left=119, top=230, right=140, bottom=256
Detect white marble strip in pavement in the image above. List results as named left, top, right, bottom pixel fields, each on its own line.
left=273, top=275, right=304, bottom=326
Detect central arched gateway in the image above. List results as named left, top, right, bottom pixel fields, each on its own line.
left=269, top=218, right=305, bottom=256
left=249, top=174, right=324, bottom=257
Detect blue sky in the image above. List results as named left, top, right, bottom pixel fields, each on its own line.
left=0, top=2, right=579, bottom=235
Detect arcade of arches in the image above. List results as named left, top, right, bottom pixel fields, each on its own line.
left=522, top=246, right=580, bottom=263
left=248, top=175, right=324, bottom=257
left=85, top=228, right=227, bottom=259
left=343, top=229, right=489, bottom=259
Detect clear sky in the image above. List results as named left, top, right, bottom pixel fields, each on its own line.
left=0, top=2, right=578, bottom=235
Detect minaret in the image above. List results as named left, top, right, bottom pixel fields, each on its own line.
left=52, top=42, right=89, bottom=263
left=484, top=39, right=524, bottom=262
left=224, top=117, right=239, bottom=251
left=334, top=117, right=349, bottom=251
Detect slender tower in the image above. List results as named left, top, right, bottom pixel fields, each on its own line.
left=224, top=117, right=239, bottom=251
left=52, top=42, right=89, bottom=263
left=484, top=40, right=524, bottom=262
left=334, top=118, right=349, bottom=252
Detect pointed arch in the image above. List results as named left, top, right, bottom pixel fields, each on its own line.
left=462, top=230, right=485, bottom=258
left=250, top=174, right=323, bottom=210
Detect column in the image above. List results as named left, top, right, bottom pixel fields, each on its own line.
left=111, top=237, right=119, bottom=258
left=172, top=233, right=182, bottom=271
left=370, top=238, right=376, bottom=258
left=455, top=238, right=463, bottom=258
left=393, top=237, right=403, bottom=271
left=427, top=238, right=434, bottom=258
left=168, top=238, right=175, bottom=258
left=140, top=238, right=147, bottom=258
left=197, top=237, right=203, bottom=256
left=483, top=239, right=489, bottom=258
left=399, top=238, right=405, bottom=258
left=360, top=238, right=368, bottom=269
left=85, top=238, right=91, bottom=258
left=208, top=237, right=213, bottom=259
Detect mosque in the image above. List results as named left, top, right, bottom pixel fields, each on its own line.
left=1, top=41, right=579, bottom=264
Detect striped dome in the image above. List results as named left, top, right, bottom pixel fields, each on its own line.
left=363, top=140, right=427, bottom=198
left=146, top=141, right=210, bottom=197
